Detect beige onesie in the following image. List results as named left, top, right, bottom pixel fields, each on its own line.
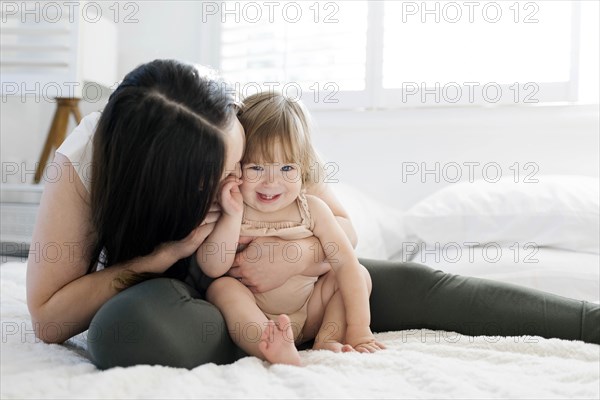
left=239, top=191, right=318, bottom=342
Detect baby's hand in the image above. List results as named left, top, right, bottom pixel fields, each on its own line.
left=345, top=325, right=386, bottom=353
left=219, top=175, right=243, bottom=217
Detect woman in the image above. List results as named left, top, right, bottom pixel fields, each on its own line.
left=26, top=59, right=599, bottom=370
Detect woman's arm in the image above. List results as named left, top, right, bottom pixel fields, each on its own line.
left=306, top=181, right=357, bottom=248
left=26, top=154, right=212, bottom=343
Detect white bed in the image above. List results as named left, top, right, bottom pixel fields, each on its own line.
left=334, top=175, right=600, bottom=303
left=1, top=175, right=599, bottom=399
left=404, top=246, right=600, bottom=303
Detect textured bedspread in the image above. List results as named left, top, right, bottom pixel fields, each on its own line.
left=2, top=261, right=598, bottom=399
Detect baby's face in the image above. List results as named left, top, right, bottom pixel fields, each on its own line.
left=240, top=145, right=303, bottom=214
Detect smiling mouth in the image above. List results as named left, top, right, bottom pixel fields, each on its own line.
left=257, top=193, right=281, bottom=202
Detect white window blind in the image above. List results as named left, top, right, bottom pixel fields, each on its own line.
left=211, top=0, right=597, bottom=109
left=0, top=2, right=118, bottom=98
left=218, top=1, right=368, bottom=107
left=0, top=6, right=79, bottom=97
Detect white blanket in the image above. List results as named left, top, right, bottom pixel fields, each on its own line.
left=2, top=261, right=598, bottom=399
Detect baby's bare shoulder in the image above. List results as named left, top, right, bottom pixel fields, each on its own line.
left=304, top=194, right=333, bottom=218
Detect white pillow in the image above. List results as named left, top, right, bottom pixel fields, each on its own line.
left=403, top=175, right=600, bottom=254
left=328, top=183, right=406, bottom=260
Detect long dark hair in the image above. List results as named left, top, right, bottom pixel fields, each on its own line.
left=89, top=59, right=237, bottom=287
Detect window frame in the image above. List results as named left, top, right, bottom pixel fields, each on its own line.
left=200, top=0, right=584, bottom=110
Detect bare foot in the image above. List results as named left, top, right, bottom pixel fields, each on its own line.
left=258, top=314, right=302, bottom=366
left=313, top=340, right=356, bottom=353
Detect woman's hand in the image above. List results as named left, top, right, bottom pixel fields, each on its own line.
left=345, top=325, right=386, bottom=353
left=153, top=204, right=221, bottom=270
left=227, top=236, right=330, bottom=293
left=219, top=175, right=244, bottom=217
left=204, top=202, right=222, bottom=226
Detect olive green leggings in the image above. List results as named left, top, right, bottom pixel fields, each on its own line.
left=87, top=259, right=599, bottom=369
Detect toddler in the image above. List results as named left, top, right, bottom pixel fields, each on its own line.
left=196, top=92, right=384, bottom=365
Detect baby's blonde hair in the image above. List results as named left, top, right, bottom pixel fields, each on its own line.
left=238, top=91, right=323, bottom=188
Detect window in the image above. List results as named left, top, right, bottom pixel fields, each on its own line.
left=220, top=2, right=367, bottom=91
left=203, top=0, right=599, bottom=109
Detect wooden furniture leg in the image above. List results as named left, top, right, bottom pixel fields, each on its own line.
left=33, top=98, right=82, bottom=184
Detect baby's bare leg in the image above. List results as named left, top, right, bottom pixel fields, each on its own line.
left=302, top=265, right=373, bottom=352
left=207, top=277, right=301, bottom=366
left=302, top=270, right=350, bottom=352
left=314, top=290, right=354, bottom=352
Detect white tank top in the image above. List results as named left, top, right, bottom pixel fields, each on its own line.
left=55, top=111, right=101, bottom=192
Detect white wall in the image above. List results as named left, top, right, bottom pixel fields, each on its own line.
left=311, top=105, right=599, bottom=209
left=116, top=2, right=207, bottom=78
left=1, top=92, right=111, bottom=185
